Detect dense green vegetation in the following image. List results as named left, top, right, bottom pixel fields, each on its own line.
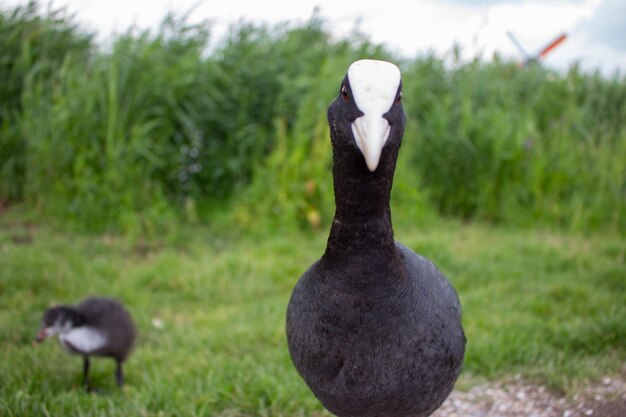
left=1, top=2, right=624, bottom=235
left=1, top=214, right=624, bottom=416
left=0, top=1, right=91, bottom=202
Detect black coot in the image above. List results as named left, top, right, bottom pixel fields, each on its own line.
left=286, top=59, right=465, bottom=417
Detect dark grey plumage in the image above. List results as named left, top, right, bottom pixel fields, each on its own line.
left=36, top=296, right=136, bottom=390
left=286, top=60, right=465, bottom=417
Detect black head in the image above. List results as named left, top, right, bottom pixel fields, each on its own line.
left=35, top=306, right=84, bottom=343
left=327, top=59, right=405, bottom=175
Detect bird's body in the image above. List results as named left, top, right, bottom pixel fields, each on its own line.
left=288, top=244, right=464, bottom=417
left=36, top=296, right=136, bottom=390
left=286, top=60, right=465, bottom=417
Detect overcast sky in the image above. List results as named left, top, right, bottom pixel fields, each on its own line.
left=3, top=0, right=625, bottom=76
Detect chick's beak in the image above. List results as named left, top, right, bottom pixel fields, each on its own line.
left=35, top=328, right=47, bottom=343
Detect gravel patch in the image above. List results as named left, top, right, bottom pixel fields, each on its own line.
left=433, top=375, right=626, bottom=417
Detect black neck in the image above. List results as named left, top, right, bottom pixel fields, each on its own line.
left=323, top=145, right=399, bottom=265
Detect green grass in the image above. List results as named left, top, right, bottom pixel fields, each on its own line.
left=1, top=210, right=624, bottom=416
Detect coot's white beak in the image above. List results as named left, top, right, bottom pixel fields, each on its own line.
left=348, top=59, right=401, bottom=172
left=351, top=115, right=390, bottom=172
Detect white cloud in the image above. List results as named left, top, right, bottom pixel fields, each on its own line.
left=2, top=0, right=623, bottom=75
left=577, top=0, right=626, bottom=51
left=469, top=1, right=599, bottom=63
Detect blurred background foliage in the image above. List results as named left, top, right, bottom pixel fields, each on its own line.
left=1, top=1, right=624, bottom=236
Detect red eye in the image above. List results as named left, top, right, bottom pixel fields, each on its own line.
left=341, top=86, right=350, bottom=102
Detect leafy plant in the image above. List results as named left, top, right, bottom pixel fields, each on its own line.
left=1, top=4, right=624, bottom=235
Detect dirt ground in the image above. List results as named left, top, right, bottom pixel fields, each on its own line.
left=433, top=375, right=626, bottom=417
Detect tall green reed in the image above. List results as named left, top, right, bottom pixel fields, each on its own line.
left=20, top=16, right=214, bottom=234
left=0, top=1, right=91, bottom=201
left=404, top=57, right=625, bottom=232
left=2, top=3, right=624, bottom=235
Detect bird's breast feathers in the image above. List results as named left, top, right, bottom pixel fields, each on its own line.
left=59, top=327, right=106, bottom=354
